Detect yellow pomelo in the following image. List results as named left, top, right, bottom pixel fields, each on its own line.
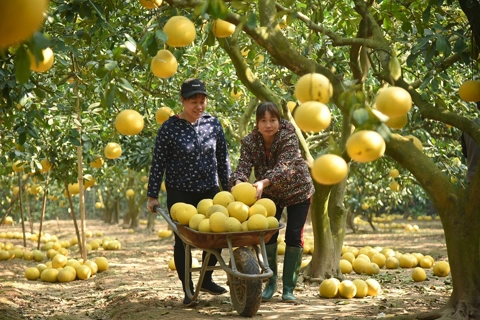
left=266, top=216, right=279, bottom=229
left=25, top=267, right=40, bottom=280
left=76, top=265, right=92, bottom=280
left=115, top=109, right=144, bottom=135
left=66, top=259, right=81, bottom=269
left=231, top=182, right=257, bottom=206
left=29, top=48, right=55, bottom=72
left=385, top=114, right=408, bottom=129
left=277, top=243, right=285, bottom=254
left=399, top=254, right=414, bottom=268
left=37, top=264, right=48, bottom=274
left=89, top=240, right=100, bottom=250
left=168, top=258, right=176, bottom=270
left=12, top=186, right=20, bottom=196
left=293, top=101, right=331, bottom=132
left=241, top=220, right=249, bottom=231
left=58, top=268, right=76, bottom=282
left=175, top=203, right=198, bottom=225
left=104, top=142, right=122, bottom=159
left=375, top=86, right=412, bottom=118
left=226, top=201, right=249, bottom=222
left=126, top=189, right=135, bottom=198
left=389, top=169, right=399, bottom=178
left=424, top=255, right=435, bottom=264
left=90, top=156, right=104, bottom=168
left=52, top=254, right=67, bottom=268
left=41, top=268, right=59, bottom=283
left=371, top=253, right=386, bottom=268
left=33, top=250, right=44, bottom=262
left=170, top=202, right=186, bottom=221
left=404, top=135, right=423, bottom=151
left=84, top=260, right=98, bottom=275
left=294, top=73, right=333, bottom=104
left=163, top=16, right=196, bottom=47
left=188, top=214, right=206, bottom=230
left=83, top=174, right=95, bottom=189
left=352, top=279, right=368, bottom=298
left=155, top=106, right=174, bottom=124
left=352, top=257, right=369, bottom=274
left=95, top=257, right=109, bottom=272
left=433, top=261, right=450, bottom=277
left=197, top=198, right=213, bottom=215
left=420, top=257, right=433, bottom=268
left=365, top=262, right=380, bottom=275
left=213, top=19, right=235, bottom=38
left=67, top=183, right=80, bottom=195
left=230, top=89, right=243, bottom=100
left=227, top=217, right=242, bottom=232
left=341, top=251, right=355, bottom=264
left=247, top=214, right=268, bottom=230
left=0, top=0, right=50, bottom=48
left=339, top=259, right=352, bottom=274
left=311, top=154, right=348, bottom=185
left=30, top=184, right=42, bottom=195
left=151, top=49, right=178, bottom=78
left=254, top=198, right=276, bottom=217
left=365, top=278, right=381, bottom=296
left=346, top=130, right=386, bottom=163
left=12, top=160, right=25, bottom=172
left=40, top=159, right=52, bottom=173
left=248, top=204, right=267, bottom=218
left=459, top=80, right=480, bottom=102
left=23, top=250, right=33, bottom=261
left=209, top=212, right=229, bottom=232
left=206, top=204, right=229, bottom=218
left=213, top=191, right=235, bottom=207
left=319, top=278, right=339, bottom=298
left=197, top=218, right=211, bottom=232
left=338, top=280, right=357, bottom=299
left=412, top=267, right=427, bottom=282
left=139, top=0, right=162, bottom=9
left=157, top=230, right=172, bottom=238
left=287, top=101, right=296, bottom=113
left=389, top=181, right=400, bottom=192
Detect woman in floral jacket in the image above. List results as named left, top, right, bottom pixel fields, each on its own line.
left=229, top=101, right=314, bottom=303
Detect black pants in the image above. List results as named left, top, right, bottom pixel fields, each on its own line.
left=266, top=198, right=311, bottom=248
left=167, top=186, right=221, bottom=291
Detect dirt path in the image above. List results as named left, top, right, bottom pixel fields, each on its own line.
left=0, top=218, right=450, bottom=319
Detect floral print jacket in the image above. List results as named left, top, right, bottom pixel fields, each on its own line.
left=229, top=119, right=314, bottom=208
left=148, top=113, right=231, bottom=198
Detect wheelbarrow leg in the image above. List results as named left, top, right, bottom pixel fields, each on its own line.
left=183, top=243, right=200, bottom=306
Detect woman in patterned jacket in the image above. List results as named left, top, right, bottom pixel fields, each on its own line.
left=147, top=78, right=231, bottom=306
left=229, top=101, right=314, bottom=303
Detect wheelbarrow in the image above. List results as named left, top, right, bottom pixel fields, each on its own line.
left=155, top=206, right=284, bottom=317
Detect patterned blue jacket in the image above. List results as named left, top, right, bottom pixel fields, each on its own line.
left=148, top=113, right=231, bottom=197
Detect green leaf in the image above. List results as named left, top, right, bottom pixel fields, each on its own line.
left=352, top=109, right=369, bottom=125
left=105, top=61, right=118, bottom=71
left=26, top=124, right=39, bottom=139
left=67, top=136, right=81, bottom=146
left=14, top=47, right=31, bottom=85
left=118, top=78, right=134, bottom=93
left=435, top=35, right=448, bottom=54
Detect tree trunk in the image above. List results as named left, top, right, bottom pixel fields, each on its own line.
left=304, top=182, right=343, bottom=282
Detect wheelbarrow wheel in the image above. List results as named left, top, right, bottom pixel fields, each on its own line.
left=228, top=247, right=262, bottom=317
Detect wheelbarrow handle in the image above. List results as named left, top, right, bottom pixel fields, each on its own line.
left=154, top=205, right=178, bottom=235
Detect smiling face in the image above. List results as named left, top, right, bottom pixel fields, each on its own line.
left=180, top=94, right=207, bottom=123
left=257, top=111, right=279, bottom=141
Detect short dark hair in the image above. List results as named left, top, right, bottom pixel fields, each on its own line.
left=256, top=102, right=281, bottom=124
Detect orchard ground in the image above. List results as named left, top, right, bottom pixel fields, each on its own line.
left=0, top=216, right=449, bottom=320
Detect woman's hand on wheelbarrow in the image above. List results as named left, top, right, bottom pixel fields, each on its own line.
left=147, top=197, right=159, bottom=213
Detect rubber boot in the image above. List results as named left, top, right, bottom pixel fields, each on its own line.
left=261, top=243, right=278, bottom=301
left=282, top=246, right=303, bottom=302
